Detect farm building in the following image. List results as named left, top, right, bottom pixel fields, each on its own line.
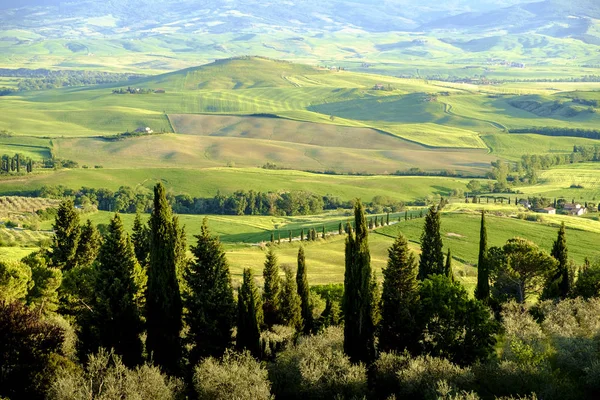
left=563, top=203, right=586, bottom=216
left=536, top=207, right=556, bottom=214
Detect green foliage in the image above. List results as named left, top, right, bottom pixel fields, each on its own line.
left=23, top=251, right=62, bottom=315
left=193, top=350, right=272, bottom=400
left=0, top=300, right=68, bottom=400
left=280, top=267, right=302, bottom=331
left=417, top=275, right=497, bottom=366
left=131, top=212, right=150, bottom=265
left=343, top=200, right=375, bottom=364
left=542, top=222, right=570, bottom=300
left=146, top=182, right=183, bottom=375
left=184, top=217, right=236, bottom=363
left=296, top=247, right=313, bottom=333
left=418, top=205, right=445, bottom=280
left=49, top=349, right=182, bottom=400
left=74, top=219, right=101, bottom=268
left=269, top=326, right=368, bottom=400
left=237, top=268, right=263, bottom=357
left=572, top=259, right=600, bottom=298
left=86, top=214, right=144, bottom=367
left=262, top=247, right=281, bottom=328
left=0, top=260, right=32, bottom=302
left=490, top=238, right=557, bottom=303
left=379, top=233, right=419, bottom=353
left=50, top=200, right=81, bottom=271
left=475, top=211, right=490, bottom=302
left=317, top=298, right=341, bottom=329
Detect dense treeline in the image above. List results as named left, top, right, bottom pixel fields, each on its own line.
left=486, top=145, right=600, bottom=190
left=28, top=185, right=406, bottom=216
left=0, top=68, right=144, bottom=92
left=3, top=187, right=600, bottom=399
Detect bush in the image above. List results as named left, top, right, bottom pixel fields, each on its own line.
left=269, top=326, right=367, bottom=399
left=193, top=349, right=272, bottom=400
left=49, top=348, right=182, bottom=400
left=260, top=325, right=295, bottom=360
left=372, top=352, right=411, bottom=399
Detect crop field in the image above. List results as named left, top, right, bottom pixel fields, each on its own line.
left=519, top=163, right=600, bottom=200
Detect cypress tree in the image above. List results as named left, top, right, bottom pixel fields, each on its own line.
left=280, top=267, right=302, bottom=331
left=91, top=214, right=143, bottom=367
left=319, top=298, right=341, bottom=328
left=296, top=246, right=313, bottom=333
left=300, top=229, right=304, bottom=242
left=543, top=223, right=570, bottom=299
left=184, top=218, right=236, bottom=364
left=146, top=183, right=182, bottom=375
left=50, top=199, right=81, bottom=271
left=379, top=233, right=419, bottom=353
left=270, top=232, right=275, bottom=244
left=405, top=210, right=408, bottom=221
left=131, top=212, right=149, bottom=265
left=322, top=225, right=326, bottom=239
left=339, top=222, right=343, bottom=235
left=263, top=247, right=281, bottom=327
left=289, top=230, right=292, bottom=243
left=15, top=154, right=20, bottom=173
left=75, top=219, right=101, bottom=268
left=343, top=200, right=375, bottom=364
left=386, top=213, right=390, bottom=225
left=311, top=228, right=316, bottom=241
left=417, top=205, right=444, bottom=280
left=445, top=248, right=454, bottom=281
left=475, top=211, right=490, bottom=302
left=237, top=268, right=263, bottom=357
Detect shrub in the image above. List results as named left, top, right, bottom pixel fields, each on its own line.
left=372, top=352, right=411, bottom=399
left=269, top=326, right=367, bottom=399
left=193, top=349, right=272, bottom=400
left=49, top=348, right=182, bottom=400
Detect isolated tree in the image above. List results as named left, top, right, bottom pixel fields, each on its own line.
left=237, top=268, right=263, bottom=357
left=145, top=182, right=182, bottom=375
left=542, top=222, right=571, bottom=300
left=131, top=212, right=150, bottom=265
left=50, top=199, right=81, bottom=271
left=475, top=211, right=490, bottom=302
left=184, top=218, right=236, bottom=363
left=343, top=200, right=375, bottom=364
left=296, top=246, right=313, bottom=333
left=322, top=225, right=326, bottom=239
left=90, top=214, right=143, bottom=367
left=338, top=222, right=343, bottom=235
left=289, top=231, right=292, bottom=243
left=270, top=232, right=275, bottom=244
left=280, top=267, right=302, bottom=331
left=379, top=233, right=419, bottom=353
left=490, top=238, right=557, bottom=304
left=262, top=247, right=281, bottom=327
left=300, top=229, right=304, bottom=242
left=75, top=219, right=101, bottom=267
left=445, top=248, right=454, bottom=281
left=386, top=213, right=390, bottom=226
left=405, top=210, right=408, bottom=221
left=418, top=205, right=444, bottom=280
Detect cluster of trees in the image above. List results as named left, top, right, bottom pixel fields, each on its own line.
left=0, top=68, right=144, bottom=92
left=2, top=183, right=600, bottom=399
left=510, top=127, right=600, bottom=140
left=111, top=87, right=156, bottom=94
left=0, top=153, right=34, bottom=174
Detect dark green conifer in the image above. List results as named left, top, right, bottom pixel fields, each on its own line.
left=145, top=183, right=183, bottom=375
left=91, top=214, right=143, bottom=367
left=131, top=212, right=149, bottom=265
left=417, top=205, right=444, bottom=280
left=300, top=229, right=304, bottom=242
left=386, top=213, right=390, bottom=225
left=343, top=200, right=375, bottom=364
left=50, top=199, right=81, bottom=271
left=237, top=268, right=263, bottom=357
left=445, top=248, right=454, bottom=281
left=184, top=218, right=236, bottom=364
left=262, top=247, right=281, bottom=327
left=379, top=233, right=419, bottom=353
left=296, top=246, right=313, bottom=333
left=405, top=210, right=408, bottom=221
left=270, top=232, right=275, bottom=244
left=339, top=222, right=343, bottom=235
left=475, top=211, right=490, bottom=302
left=289, top=230, right=292, bottom=243
left=322, top=225, right=326, bottom=239
left=75, top=219, right=101, bottom=267
left=280, top=267, right=302, bottom=331
left=543, top=222, right=570, bottom=299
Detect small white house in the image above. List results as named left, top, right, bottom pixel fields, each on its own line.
left=537, top=207, right=556, bottom=215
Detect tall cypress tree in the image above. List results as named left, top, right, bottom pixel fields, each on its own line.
left=379, top=233, right=419, bottom=353
left=263, top=247, right=281, bottom=328
left=296, top=246, right=313, bottom=333
left=146, top=183, right=182, bottom=375
left=475, top=211, right=490, bottom=302
left=237, top=268, right=263, bottom=357
left=184, top=218, right=236, bottom=364
left=445, top=248, right=454, bottom=282
left=543, top=222, right=570, bottom=299
left=343, top=200, right=375, bottom=364
left=131, top=212, right=150, bottom=266
left=280, top=267, right=302, bottom=331
left=75, top=219, right=101, bottom=267
left=339, top=222, right=343, bottom=235
left=50, top=199, right=81, bottom=271
left=91, top=214, right=143, bottom=367
left=417, top=205, right=444, bottom=280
